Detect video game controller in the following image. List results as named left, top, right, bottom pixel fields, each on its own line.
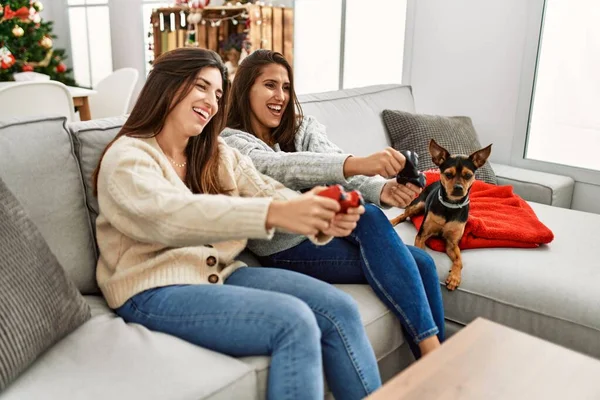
left=317, top=184, right=365, bottom=213
left=396, top=150, right=426, bottom=188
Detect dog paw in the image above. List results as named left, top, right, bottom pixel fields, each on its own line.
left=445, top=272, right=461, bottom=291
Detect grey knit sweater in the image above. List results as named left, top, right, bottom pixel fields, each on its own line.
left=221, top=115, right=388, bottom=256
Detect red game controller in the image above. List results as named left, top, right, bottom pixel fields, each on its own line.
left=317, top=184, right=365, bottom=213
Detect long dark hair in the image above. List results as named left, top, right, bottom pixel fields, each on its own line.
left=227, top=50, right=302, bottom=152
left=92, top=47, right=230, bottom=195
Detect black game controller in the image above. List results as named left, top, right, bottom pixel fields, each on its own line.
left=396, top=150, right=426, bottom=188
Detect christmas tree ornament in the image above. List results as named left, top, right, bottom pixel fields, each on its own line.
left=34, top=1, right=44, bottom=12
left=0, top=47, right=16, bottom=69
left=28, top=49, right=53, bottom=68
left=12, top=25, right=24, bottom=37
left=40, top=36, right=53, bottom=49
left=188, top=11, right=202, bottom=25
left=56, top=62, right=66, bottom=73
left=21, top=64, right=33, bottom=72
left=29, top=7, right=41, bottom=24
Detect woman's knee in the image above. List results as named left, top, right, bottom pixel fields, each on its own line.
left=274, top=295, right=321, bottom=342
left=355, top=204, right=389, bottom=232
left=318, top=289, right=362, bottom=328
left=408, top=246, right=439, bottom=280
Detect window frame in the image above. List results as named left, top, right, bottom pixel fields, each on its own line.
left=65, top=0, right=112, bottom=88
left=511, top=0, right=600, bottom=185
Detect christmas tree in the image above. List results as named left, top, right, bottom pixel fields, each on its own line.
left=0, top=0, right=76, bottom=85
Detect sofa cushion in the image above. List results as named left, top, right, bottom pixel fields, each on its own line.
left=1, top=296, right=258, bottom=400
left=69, top=116, right=126, bottom=225
left=298, top=85, right=416, bottom=157
left=0, top=177, right=91, bottom=391
left=382, top=110, right=497, bottom=184
left=0, top=117, right=98, bottom=294
left=382, top=203, right=600, bottom=358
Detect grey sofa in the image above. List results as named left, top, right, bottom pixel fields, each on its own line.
left=1, top=84, right=598, bottom=399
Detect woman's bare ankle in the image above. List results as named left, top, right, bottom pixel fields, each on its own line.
left=418, top=336, right=441, bottom=357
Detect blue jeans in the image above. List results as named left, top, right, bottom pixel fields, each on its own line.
left=114, top=267, right=381, bottom=400
left=258, top=204, right=445, bottom=358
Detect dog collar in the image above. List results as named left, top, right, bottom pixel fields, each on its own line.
left=437, top=188, right=470, bottom=209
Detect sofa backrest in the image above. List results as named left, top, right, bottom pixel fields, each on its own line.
left=69, top=117, right=127, bottom=225
left=298, top=84, right=415, bottom=156
left=0, top=117, right=98, bottom=294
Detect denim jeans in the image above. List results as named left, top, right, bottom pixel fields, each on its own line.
left=258, top=204, right=445, bottom=358
left=114, top=267, right=381, bottom=400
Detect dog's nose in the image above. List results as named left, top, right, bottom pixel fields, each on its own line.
left=453, top=184, right=464, bottom=192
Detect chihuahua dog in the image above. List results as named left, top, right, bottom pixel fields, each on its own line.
left=390, top=139, right=492, bottom=290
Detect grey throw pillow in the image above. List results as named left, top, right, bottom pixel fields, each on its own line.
left=0, top=177, right=91, bottom=391
left=382, top=110, right=497, bottom=184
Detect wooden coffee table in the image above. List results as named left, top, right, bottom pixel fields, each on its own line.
left=368, top=318, right=600, bottom=399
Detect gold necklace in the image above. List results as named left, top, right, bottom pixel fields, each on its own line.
left=168, top=157, right=186, bottom=168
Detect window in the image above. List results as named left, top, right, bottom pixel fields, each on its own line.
left=526, top=0, right=600, bottom=171
left=294, top=0, right=407, bottom=94
left=294, top=0, right=343, bottom=94
left=343, top=0, right=406, bottom=89
left=67, top=0, right=113, bottom=88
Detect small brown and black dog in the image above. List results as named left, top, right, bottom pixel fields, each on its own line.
left=390, top=139, right=492, bottom=290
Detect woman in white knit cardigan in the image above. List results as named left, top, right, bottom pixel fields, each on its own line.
left=92, top=48, right=383, bottom=400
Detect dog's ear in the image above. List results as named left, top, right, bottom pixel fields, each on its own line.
left=429, top=139, right=450, bottom=166
left=469, top=144, right=492, bottom=168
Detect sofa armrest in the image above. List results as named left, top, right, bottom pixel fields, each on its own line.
left=491, top=163, right=574, bottom=208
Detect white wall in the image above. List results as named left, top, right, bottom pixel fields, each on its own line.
left=406, top=0, right=600, bottom=214
left=109, top=0, right=146, bottom=75
left=407, top=0, right=530, bottom=164
left=108, top=0, right=146, bottom=107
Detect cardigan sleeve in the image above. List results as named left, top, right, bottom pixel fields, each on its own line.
left=228, top=145, right=332, bottom=246
left=223, top=117, right=387, bottom=206
left=97, top=143, right=275, bottom=247
left=222, top=126, right=351, bottom=190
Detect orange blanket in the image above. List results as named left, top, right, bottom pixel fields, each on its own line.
left=409, top=171, right=554, bottom=251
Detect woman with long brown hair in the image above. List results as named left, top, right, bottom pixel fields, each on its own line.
left=92, top=48, right=383, bottom=400
left=223, top=49, right=445, bottom=359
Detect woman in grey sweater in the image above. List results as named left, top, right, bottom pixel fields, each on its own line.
left=222, top=50, right=445, bottom=358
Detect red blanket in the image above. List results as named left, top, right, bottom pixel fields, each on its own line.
left=409, top=171, right=554, bottom=251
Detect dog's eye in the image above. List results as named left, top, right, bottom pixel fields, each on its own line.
left=463, top=173, right=473, bottom=180
left=444, top=172, right=454, bottom=179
